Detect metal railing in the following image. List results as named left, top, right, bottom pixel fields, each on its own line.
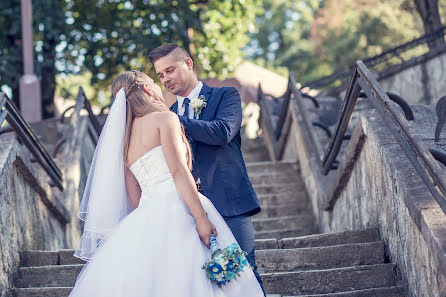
left=0, top=92, right=63, bottom=190
left=259, top=60, right=446, bottom=215
left=61, top=87, right=102, bottom=136
left=258, top=74, right=319, bottom=160
left=58, top=87, right=102, bottom=153
left=303, top=25, right=446, bottom=91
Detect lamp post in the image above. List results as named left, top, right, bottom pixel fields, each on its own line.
left=19, top=0, right=42, bottom=122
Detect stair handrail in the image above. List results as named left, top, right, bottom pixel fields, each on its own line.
left=258, top=74, right=314, bottom=160
left=303, top=25, right=446, bottom=90
left=60, top=87, right=102, bottom=144
left=0, top=92, right=64, bottom=191
left=259, top=60, right=446, bottom=214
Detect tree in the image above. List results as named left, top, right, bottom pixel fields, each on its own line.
left=246, top=0, right=327, bottom=81
left=1, top=0, right=261, bottom=118
left=0, top=0, right=66, bottom=117
left=413, top=0, right=444, bottom=49
left=63, top=0, right=261, bottom=92
left=247, top=0, right=425, bottom=83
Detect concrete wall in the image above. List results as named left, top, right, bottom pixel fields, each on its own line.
left=270, top=100, right=446, bottom=297
left=378, top=50, right=446, bottom=105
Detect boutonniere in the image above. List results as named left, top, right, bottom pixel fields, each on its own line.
left=190, top=95, right=208, bottom=119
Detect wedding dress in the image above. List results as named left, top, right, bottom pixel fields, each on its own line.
left=68, top=144, right=264, bottom=297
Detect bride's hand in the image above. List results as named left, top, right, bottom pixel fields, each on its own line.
left=195, top=216, right=218, bottom=248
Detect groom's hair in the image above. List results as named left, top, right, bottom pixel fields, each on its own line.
left=149, top=43, right=190, bottom=63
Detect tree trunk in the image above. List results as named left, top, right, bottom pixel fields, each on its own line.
left=40, top=39, right=56, bottom=119
left=413, top=0, right=445, bottom=50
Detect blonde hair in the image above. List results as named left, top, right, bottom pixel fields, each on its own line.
left=112, top=70, right=192, bottom=170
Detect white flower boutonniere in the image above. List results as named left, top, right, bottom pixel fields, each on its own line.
left=190, top=95, right=208, bottom=119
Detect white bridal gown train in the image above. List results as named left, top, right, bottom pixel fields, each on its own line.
left=69, top=145, right=264, bottom=297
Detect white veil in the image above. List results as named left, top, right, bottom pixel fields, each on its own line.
left=74, top=88, right=132, bottom=261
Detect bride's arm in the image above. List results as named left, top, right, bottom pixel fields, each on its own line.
left=124, top=166, right=141, bottom=209
left=158, top=111, right=217, bottom=248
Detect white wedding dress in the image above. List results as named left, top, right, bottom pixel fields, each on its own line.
left=69, top=144, right=264, bottom=297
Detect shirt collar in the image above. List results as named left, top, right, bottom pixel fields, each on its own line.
left=177, top=81, right=203, bottom=106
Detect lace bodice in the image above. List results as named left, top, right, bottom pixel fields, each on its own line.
left=129, top=145, right=172, bottom=191
left=129, top=143, right=187, bottom=192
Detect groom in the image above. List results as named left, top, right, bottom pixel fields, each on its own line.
left=149, top=43, right=264, bottom=293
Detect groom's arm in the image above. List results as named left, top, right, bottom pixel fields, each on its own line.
left=178, top=87, right=242, bottom=146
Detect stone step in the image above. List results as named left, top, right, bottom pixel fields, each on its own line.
left=21, top=250, right=84, bottom=267
left=243, top=152, right=271, bottom=163
left=249, top=171, right=303, bottom=185
left=9, top=285, right=406, bottom=297
left=246, top=161, right=299, bottom=175
left=252, top=215, right=314, bottom=232
left=259, top=201, right=310, bottom=215
left=253, top=182, right=304, bottom=195
left=279, top=228, right=380, bottom=249
left=10, top=287, right=72, bottom=297
left=15, top=265, right=84, bottom=288
left=255, top=228, right=314, bottom=240
left=254, top=204, right=312, bottom=218
left=256, top=242, right=385, bottom=273
left=261, top=263, right=398, bottom=295
left=291, top=286, right=407, bottom=296
left=257, top=192, right=308, bottom=206
left=256, top=238, right=279, bottom=250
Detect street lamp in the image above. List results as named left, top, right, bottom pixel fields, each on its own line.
left=19, top=0, right=42, bottom=122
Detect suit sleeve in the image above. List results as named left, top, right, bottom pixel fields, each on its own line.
left=178, top=87, right=242, bottom=146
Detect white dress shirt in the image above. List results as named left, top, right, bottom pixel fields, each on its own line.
left=176, top=81, right=203, bottom=119
left=176, top=81, right=203, bottom=185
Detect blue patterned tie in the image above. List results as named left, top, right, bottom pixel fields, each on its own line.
left=183, top=98, right=190, bottom=118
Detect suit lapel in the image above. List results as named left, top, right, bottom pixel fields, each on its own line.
left=198, top=83, right=213, bottom=120
left=170, top=101, right=179, bottom=114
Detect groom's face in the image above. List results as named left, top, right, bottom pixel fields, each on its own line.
left=154, top=51, right=194, bottom=97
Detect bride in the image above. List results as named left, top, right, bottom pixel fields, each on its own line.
left=68, top=70, right=264, bottom=296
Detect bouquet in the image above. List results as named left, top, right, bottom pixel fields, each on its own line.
left=202, top=233, right=249, bottom=287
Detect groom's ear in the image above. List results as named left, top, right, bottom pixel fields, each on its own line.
left=184, top=57, right=194, bottom=70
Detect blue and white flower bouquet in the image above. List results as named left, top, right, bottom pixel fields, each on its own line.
left=202, top=233, right=249, bottom=287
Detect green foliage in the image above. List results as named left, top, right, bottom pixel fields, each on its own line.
left=1, top=0, right=260, bottom=116
left=248, top=0, right=427, bottom=83
left=0, top=0, right=66, bottom=116
left=314, top=1, right=421, bottom=72
left=194, top=0, right=262, bottom=78
left=64, top=0, right=261, bottom=89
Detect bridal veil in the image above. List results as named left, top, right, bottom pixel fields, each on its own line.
left=74, top=88, right=132, bottom=261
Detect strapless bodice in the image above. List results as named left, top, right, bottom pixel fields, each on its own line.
left=129, top=145, right=173, bottom=191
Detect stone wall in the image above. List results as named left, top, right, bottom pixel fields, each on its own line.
left=268, top=100, right=446, bottom=297
left=378, top=50, right=446, bottom=105
left=0, top=136, right=66, bottom=295
left=0, top=116, right=96, bottom=297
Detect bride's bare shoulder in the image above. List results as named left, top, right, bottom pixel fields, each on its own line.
left=142, top=111, right=179, bottom=128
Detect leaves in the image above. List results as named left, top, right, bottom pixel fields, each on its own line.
left=248, top=0, right=437, bottom=84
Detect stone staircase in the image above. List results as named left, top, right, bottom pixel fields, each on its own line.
left=8, top=137, right=406, bottom=296
left=246, top=161, right=406, bottom=296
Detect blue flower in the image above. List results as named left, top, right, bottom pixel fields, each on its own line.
left=240, top=256, right=248, bottom=267
left=210, top=263, right=223, bottom=274
left=226, top=271, right=236, bottom=280
left=227, top=260, right=235, bottom=270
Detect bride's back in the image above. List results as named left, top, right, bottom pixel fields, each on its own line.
left=126, top=112, right=164, bottom=167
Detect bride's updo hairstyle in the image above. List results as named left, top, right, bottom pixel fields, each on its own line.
left=112, top=70, right=192, bottom=169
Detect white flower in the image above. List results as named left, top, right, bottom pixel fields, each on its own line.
left=190, top=98, right=205, bottom=109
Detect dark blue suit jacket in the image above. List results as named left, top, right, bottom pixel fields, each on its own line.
left=170, top=83, right=261, bottom=217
